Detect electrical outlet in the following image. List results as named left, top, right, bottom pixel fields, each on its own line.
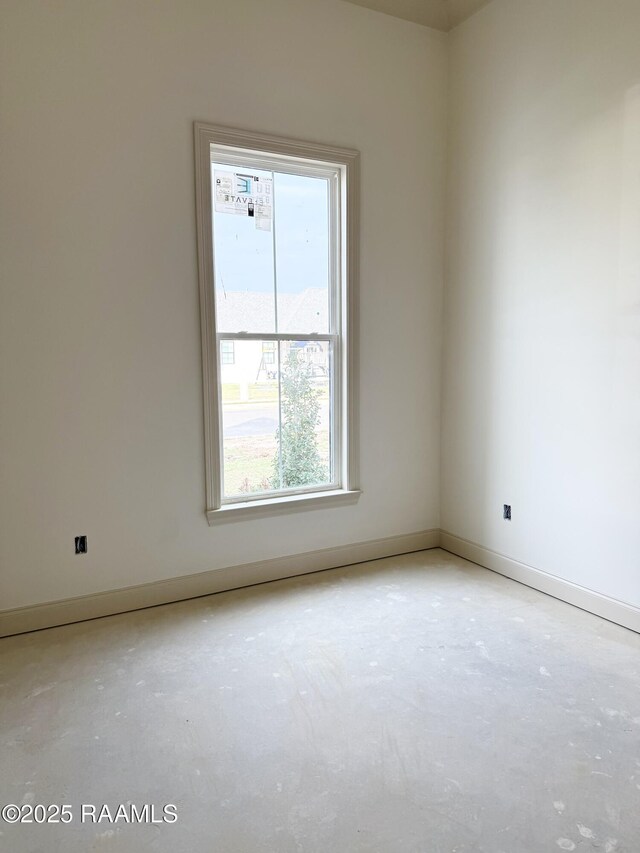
left=75, top=535, right=88, bottom=554
left=503, top=505, right=511, bottom=521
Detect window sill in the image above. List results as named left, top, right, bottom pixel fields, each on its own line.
left=206, top=489, right=361, bottom=525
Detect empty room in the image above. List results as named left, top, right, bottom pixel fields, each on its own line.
left=1, top=0, right=639, bottom=850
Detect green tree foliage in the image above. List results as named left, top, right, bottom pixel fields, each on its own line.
left=273, top=349, right=327, bottom=489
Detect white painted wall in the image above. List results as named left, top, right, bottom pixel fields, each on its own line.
left=8, top=0, right=635, bottom=618
left=443, top=0, right=640, bottom=606
left=0, top=0, right=446, bottom=609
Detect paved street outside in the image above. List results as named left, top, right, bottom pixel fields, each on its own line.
left=223, top=400, right=330, bottom=437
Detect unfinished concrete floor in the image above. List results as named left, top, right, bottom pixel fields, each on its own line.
left=1, top=549, right=639, bottom=853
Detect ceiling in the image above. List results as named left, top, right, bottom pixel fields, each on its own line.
left=342, top=0, right=491, bottom=31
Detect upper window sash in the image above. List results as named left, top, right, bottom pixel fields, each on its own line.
left=211, top=153, right=340, bottom=339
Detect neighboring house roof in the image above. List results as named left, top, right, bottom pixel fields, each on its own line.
left=216, top=288, right=328, bottom=334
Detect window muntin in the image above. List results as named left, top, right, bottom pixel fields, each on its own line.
left=194, top=123, right=358, bottom=518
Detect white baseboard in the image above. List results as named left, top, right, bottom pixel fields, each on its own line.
left=440, top=530, right=640, bottom=634
left=0, top=529, right=440, bottom=638
left=3, top=528, right=638, bottom=638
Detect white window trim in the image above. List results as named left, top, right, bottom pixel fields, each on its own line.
left=194, top=122, right=360, bottom=523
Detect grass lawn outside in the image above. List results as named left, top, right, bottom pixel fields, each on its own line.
left=223, top=431, right=331, bottom=497
left=221, top=383, right=240, bottom=403
left=223, top=434, right=277, bottom=497
left=248, top=383, right=278, bottom=402
left=222, top=382, right=329, bottom=406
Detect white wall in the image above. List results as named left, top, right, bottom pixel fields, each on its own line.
left=0, top=0, right=446, bottom=610
left=443, top=0, right=640, bottom=606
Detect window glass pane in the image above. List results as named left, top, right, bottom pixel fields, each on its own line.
left=211, top=164, right=330, bottom=336
left=274, top=173, right=330, bottom=334
left=273, top=340, right=333, bottom=491
left=220, top=339, right=334, bottom=499
left=212, top=163, right=276, bottom=333
left=221, top=339, right=280, bottom=499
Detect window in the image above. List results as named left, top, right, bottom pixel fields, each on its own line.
left=220, top=340, right=235, bottom=365
left=194, top=123, right=359, bottom=520
left=262, top=341, right=275, bottom=366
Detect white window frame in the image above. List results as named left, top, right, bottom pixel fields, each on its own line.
left=194, top=122, right=360, bottom=523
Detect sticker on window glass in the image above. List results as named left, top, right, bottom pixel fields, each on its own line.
left=214, top=170, right=272, bottom=231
